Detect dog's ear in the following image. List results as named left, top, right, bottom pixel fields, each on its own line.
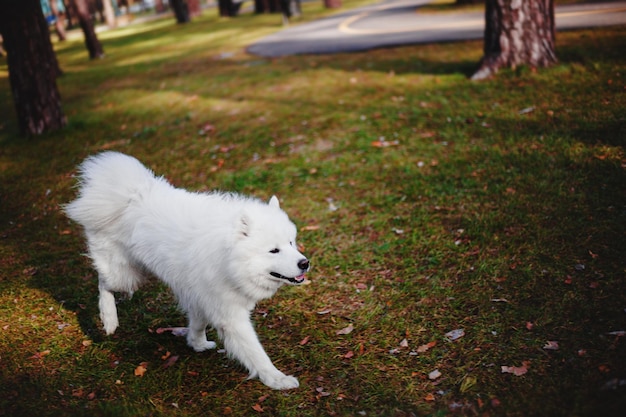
left=238, top=212, right=251, bottom=237
left=268, top=195, right=280, bottom=209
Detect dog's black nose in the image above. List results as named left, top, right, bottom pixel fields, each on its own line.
left=298, top=259, right=310, bottom=271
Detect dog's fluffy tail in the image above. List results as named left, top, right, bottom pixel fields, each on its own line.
left=65, top=151, right=156, bottom=231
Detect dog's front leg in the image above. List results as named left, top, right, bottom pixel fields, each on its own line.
left=218, top=313, right=299, bottom=390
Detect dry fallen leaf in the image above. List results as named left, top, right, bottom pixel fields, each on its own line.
left=416, top=341, right=437, bottom=353
left=30, top=350, right=51, bottom=360
left=501, top=363, right=528, bottom=376
left=315, top=387, right=331, bottom=397
left=543, top=340, right=559, bottom=350
left=336, top=324, right=354, bottom=335
left=371, top=140, right=400, bottom=148
left=162, top=355, right=179, bottom=369
left=445, top=329, right=465, bottom=341
left=99, top=139, right=131, bottom=150
left=460, top=376, right=477, bottom=393
left=156, top=327, right=188, bottom=337
left=425, top=393, right=436, bottom=401
left=428, top=369, right=442, bottom=380
left=252, top=403, right=264, bottom=412
left=23, top=266, right=38, bottom=276
left=477, top=397, right=484, bottom=409
left=299, top=336, right=311, bottom=346
left=134, top=362, right=148, bottom=377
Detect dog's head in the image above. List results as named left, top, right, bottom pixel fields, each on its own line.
left=230, top=196, right=310, bottom=298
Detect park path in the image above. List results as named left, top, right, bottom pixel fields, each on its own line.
left=247, top=0, right=626, bottom=57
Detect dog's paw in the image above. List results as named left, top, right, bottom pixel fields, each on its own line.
left=189, top=339, right=217, bottom=352
left=260, top=372, right=299, bottom=390
left=101, top=318, right=118, bottom=335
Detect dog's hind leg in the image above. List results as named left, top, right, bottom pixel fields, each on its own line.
left=99, top=285, right=119, bottom=335
left=87, top=235, right=145, bottom=335
left=186, top=309, right=217, bottom=352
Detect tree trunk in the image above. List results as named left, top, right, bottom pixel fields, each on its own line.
left=49, top=0, right=67, bottom=41
left=219, top=0, right=242, bottom=17
left=170, top=0, right=191, bottom=23
left=472, top=0, right=557, bottom=80
left=62, top=0, right=75, bottom=29
left=102, top=0, right=117, bottom=28
left=187, top=0, right=202, bottom=17
left=154, top=0, right=167, bottom=13
left=70, top=0, right=105, bottom=59
left=254, top=0, right=298, bottom=21
left=255, top=0, right=279, bottom=14
left=0, top=0, right=66, bottom=135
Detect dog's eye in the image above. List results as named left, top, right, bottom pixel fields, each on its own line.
left=269, top=248, right=280, bottom=254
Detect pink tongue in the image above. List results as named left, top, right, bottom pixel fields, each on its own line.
left=295, top=274, right=306, bottom=282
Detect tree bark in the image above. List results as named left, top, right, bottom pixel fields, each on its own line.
left=49, top=0, right=67, bottom=41
left=472, top=0, right=557, bottom=80
left=70, top=0, right=105, bottom=59
left=170, top=0, right=191, bottom=23
left=219, top=0, right=242, bottom=17
left=0, top=0, right=66, bottom=135
left=254, top=0, right=279, bottom=14
left=323, top=0, right=341, bottom=9
left=154, top=0, right=167, bottom=13
left=187, top=0, right=202, bottom=17
left=255, top=0, right=300, bottom=15
left=62, top=0, right=75, bottom=29
left=102, top=0, right=117, bottom=28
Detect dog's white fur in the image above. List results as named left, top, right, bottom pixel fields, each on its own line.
left=65, top=152, right=309, bottom=390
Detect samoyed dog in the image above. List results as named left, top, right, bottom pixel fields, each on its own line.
left=65, top=152, right=309, bottom=390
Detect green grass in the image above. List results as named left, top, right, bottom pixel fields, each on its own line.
left=1, top=3, right=625, bottom=416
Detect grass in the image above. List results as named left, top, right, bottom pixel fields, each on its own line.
left=1, top=2, right=625, bottom=416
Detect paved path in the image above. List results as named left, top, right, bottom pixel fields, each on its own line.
left=247, top=0, right=626, bottom=57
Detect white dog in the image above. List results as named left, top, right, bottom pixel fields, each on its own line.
left=65, top=152, right=309, bottom=390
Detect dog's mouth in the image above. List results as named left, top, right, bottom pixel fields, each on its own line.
left=270, top=272, right=306, bottom=284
